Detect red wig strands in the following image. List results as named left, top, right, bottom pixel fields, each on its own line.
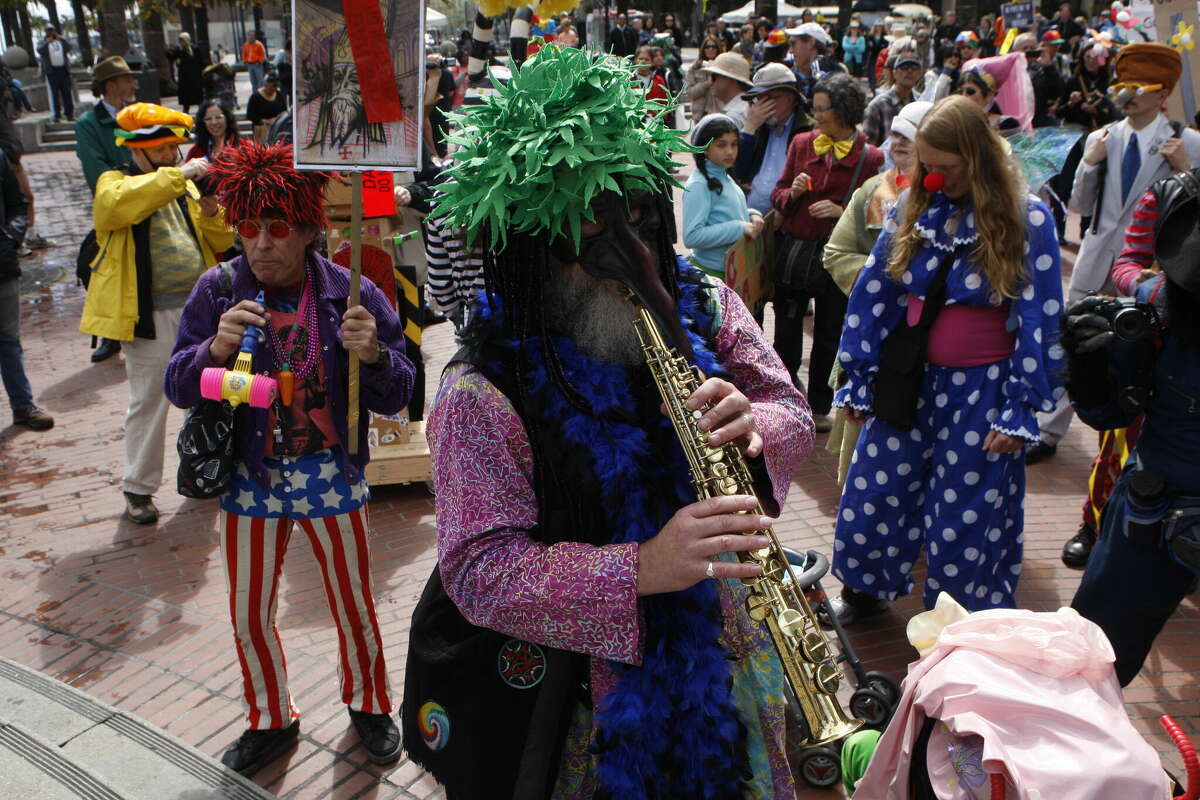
left=209, top=142, right=333, bottom=231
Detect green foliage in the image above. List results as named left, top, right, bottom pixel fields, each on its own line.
left=433, top=44, right=694, bottom=250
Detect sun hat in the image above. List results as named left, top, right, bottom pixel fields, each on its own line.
left=700, top=51, right=753, bottom=87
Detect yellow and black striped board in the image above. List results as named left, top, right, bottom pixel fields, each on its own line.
left=394, top=263, right=421, bottom=348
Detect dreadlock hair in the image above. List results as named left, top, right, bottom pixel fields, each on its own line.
left=690, top=114, right=739, bottom=196
left=474, top=186, right=680, bottom=512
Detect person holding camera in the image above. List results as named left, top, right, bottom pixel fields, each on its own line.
left=79, top=104, right=233, bottom=525
left=1067, top=167, right=1200, bottom=686
left=828, top=96, right=1064, bottom=624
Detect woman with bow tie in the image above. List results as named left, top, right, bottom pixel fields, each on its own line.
left=771, top=73, right=883, bottom=432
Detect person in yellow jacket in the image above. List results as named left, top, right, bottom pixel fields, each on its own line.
left=80, top=102, right=234, bottom=524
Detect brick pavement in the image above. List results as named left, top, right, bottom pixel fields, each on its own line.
left=1, top=151, right=1197, bottom=799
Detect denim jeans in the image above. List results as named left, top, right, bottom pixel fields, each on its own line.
left=247, top=62, right=265, bottom=93
left=0, top=277, right=34, bottom=412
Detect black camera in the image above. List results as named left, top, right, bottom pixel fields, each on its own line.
left=1094, top=296, right=1156, bottom=342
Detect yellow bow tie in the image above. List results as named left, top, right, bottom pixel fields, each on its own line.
left=813, top=133, right=854, bottom=160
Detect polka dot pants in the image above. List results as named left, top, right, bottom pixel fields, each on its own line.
left=832, top=361, right=1025, bottom=611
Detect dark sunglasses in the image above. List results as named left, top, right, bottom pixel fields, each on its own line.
left=237, top=219, right=297, bottom=239
left=961, top=86, right=981, bottom=96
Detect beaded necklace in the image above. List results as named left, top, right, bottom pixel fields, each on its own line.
left=263, top=258, right=321, bottom=386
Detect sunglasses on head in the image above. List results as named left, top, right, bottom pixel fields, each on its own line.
left=237, top=219, right=297, bottom=239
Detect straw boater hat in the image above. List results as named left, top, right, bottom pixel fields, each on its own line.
left=700, top=51, right=753, bottom=87
left=114, top=103, right=194, bottom=149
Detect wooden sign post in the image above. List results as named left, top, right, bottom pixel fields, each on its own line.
left=347, top=171, right=364, bottom=454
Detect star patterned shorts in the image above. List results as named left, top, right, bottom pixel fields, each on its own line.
left=220, top=447, right=370, bottom=519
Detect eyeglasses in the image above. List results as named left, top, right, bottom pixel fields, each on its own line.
left=237, top=219, right=297, bottom=239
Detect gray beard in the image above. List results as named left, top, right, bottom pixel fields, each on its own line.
left=543, top=265, right=646, bottom=367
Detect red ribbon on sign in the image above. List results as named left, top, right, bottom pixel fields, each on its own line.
left=343, top=0, right=404, bottom=123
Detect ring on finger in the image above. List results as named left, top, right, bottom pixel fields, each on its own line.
left=705, top=560, right=716, bottom=579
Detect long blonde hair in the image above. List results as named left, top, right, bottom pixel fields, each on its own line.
left=887, top=95, right=1027, bottom=302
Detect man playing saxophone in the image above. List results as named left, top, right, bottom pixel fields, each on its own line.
left=401, top=47, right=817, bottom=799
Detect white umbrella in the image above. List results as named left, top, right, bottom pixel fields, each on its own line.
left=426, top=7, right=449, bottom=28
left=721, top=1, right=828, bottom=24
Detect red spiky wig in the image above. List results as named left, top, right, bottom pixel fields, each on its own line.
left=208, top=142, right=333, bottom=231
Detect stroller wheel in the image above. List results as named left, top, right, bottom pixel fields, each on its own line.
left=864, top=670, right=902, bottom=706
left=796, top=745, right=842, bottom=789
left=849, top=686, right=893, bottom=728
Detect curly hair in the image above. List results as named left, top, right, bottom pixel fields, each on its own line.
left=887, top=95, right=1027, bottom=302
left=813, top=72, right=867, bottom=128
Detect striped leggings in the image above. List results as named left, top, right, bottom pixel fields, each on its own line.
left=219, top=508, right=392, bottom=730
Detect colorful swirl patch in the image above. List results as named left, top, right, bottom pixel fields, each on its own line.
left=418, top=700, right=450, bottom=751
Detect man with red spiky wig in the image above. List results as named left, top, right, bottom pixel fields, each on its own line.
left=164, top=142, right=414, bottom=777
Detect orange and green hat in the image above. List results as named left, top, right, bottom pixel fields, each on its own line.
left=114, top=103, right=194, bottom=149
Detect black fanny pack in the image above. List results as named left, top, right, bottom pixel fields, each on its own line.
left=870, top=246, right=959, bottom=430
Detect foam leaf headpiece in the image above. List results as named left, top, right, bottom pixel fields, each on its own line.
left=432, top=44, right=691, bottom=251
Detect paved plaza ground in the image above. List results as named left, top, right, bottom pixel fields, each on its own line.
left=0, top=150, right=1197, bottom=799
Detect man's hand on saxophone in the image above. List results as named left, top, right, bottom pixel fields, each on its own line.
left=684, top=376, right=763, bottom=457
left=635, top=495, right=776, bottom=596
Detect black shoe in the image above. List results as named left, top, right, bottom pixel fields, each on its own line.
left=12, top=405, right=54, bottom=430
left=1062, top=523, right=1097, bottom=569
left=123, top=492, right=159, bottom=524
left=1024, top=441, right=1057, bottom=465
left=220, top=720, right=299, bottom=777
left=821, top=587, right=889, bottom=628
left=348, top=709, right=401, bottom=765
left=91, top=338, right=121, bottom=363
left=421, top=308, right=448, bottom=327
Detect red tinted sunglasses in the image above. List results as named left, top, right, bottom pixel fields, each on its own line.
left=237, top=219, right=297, bottom=239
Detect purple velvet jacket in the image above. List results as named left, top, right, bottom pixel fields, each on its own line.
left=164, top=253, right=414, bottom=488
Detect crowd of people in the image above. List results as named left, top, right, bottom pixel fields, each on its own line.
left=2, top=5, right=1199, bottom=795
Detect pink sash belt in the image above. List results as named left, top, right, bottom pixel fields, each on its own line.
left=907, top=295, right=1016, bottom=368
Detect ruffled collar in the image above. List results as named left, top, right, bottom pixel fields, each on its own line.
left=912, top=192, right=979, bottom=252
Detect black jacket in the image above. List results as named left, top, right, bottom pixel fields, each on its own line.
left=0, top=151, right=27, bottom=281
left=734, top=110, right=814, bottom=187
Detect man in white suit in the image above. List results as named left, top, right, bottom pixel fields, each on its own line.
left=1035, top=42, right=1200, bottom=564
left=1033, top=44, right=1199, bottom=457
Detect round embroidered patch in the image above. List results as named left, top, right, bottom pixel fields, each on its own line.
left=497, top=638, right=546, bottom=689
left=418, top=700, right=450, bottom=751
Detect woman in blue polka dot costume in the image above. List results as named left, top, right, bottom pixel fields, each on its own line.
left=829, top=96, right=1066, bottom=624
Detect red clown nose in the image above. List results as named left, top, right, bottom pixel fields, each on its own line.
left=923, top=172, right=946, bottom=192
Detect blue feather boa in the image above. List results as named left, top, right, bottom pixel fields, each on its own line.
left=471, top=262, right=749, bottom=798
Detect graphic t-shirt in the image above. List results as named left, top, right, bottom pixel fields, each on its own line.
left=263, top=290, right=337, bottom=457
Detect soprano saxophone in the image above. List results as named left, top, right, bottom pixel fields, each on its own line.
left=630, top=299, right=862, bottom=747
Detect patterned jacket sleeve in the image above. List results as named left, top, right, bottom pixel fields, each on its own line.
left=429, top=364, right=643, bottom=665
left=831, top=204, right=908, bottom=413
left=992, top=199, right=1066, bottom=442
left=714, top=283, right=814, bottom=514
left=1110, top=189, right=1157, bottom=297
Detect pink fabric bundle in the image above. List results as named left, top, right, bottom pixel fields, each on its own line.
left=852, top=598, right=1171, bottom=799
left=962, top=52, right=1035, bottom=132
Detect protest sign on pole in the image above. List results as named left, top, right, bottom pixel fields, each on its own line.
left=292, top=0, right=424, bottom=171
left=1000, top=1, right=1034, bottom=30
left=292, top=0, right=425, bottom=452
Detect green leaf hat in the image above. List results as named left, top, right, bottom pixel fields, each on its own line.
left=432, top=44, right=692, bottom=251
